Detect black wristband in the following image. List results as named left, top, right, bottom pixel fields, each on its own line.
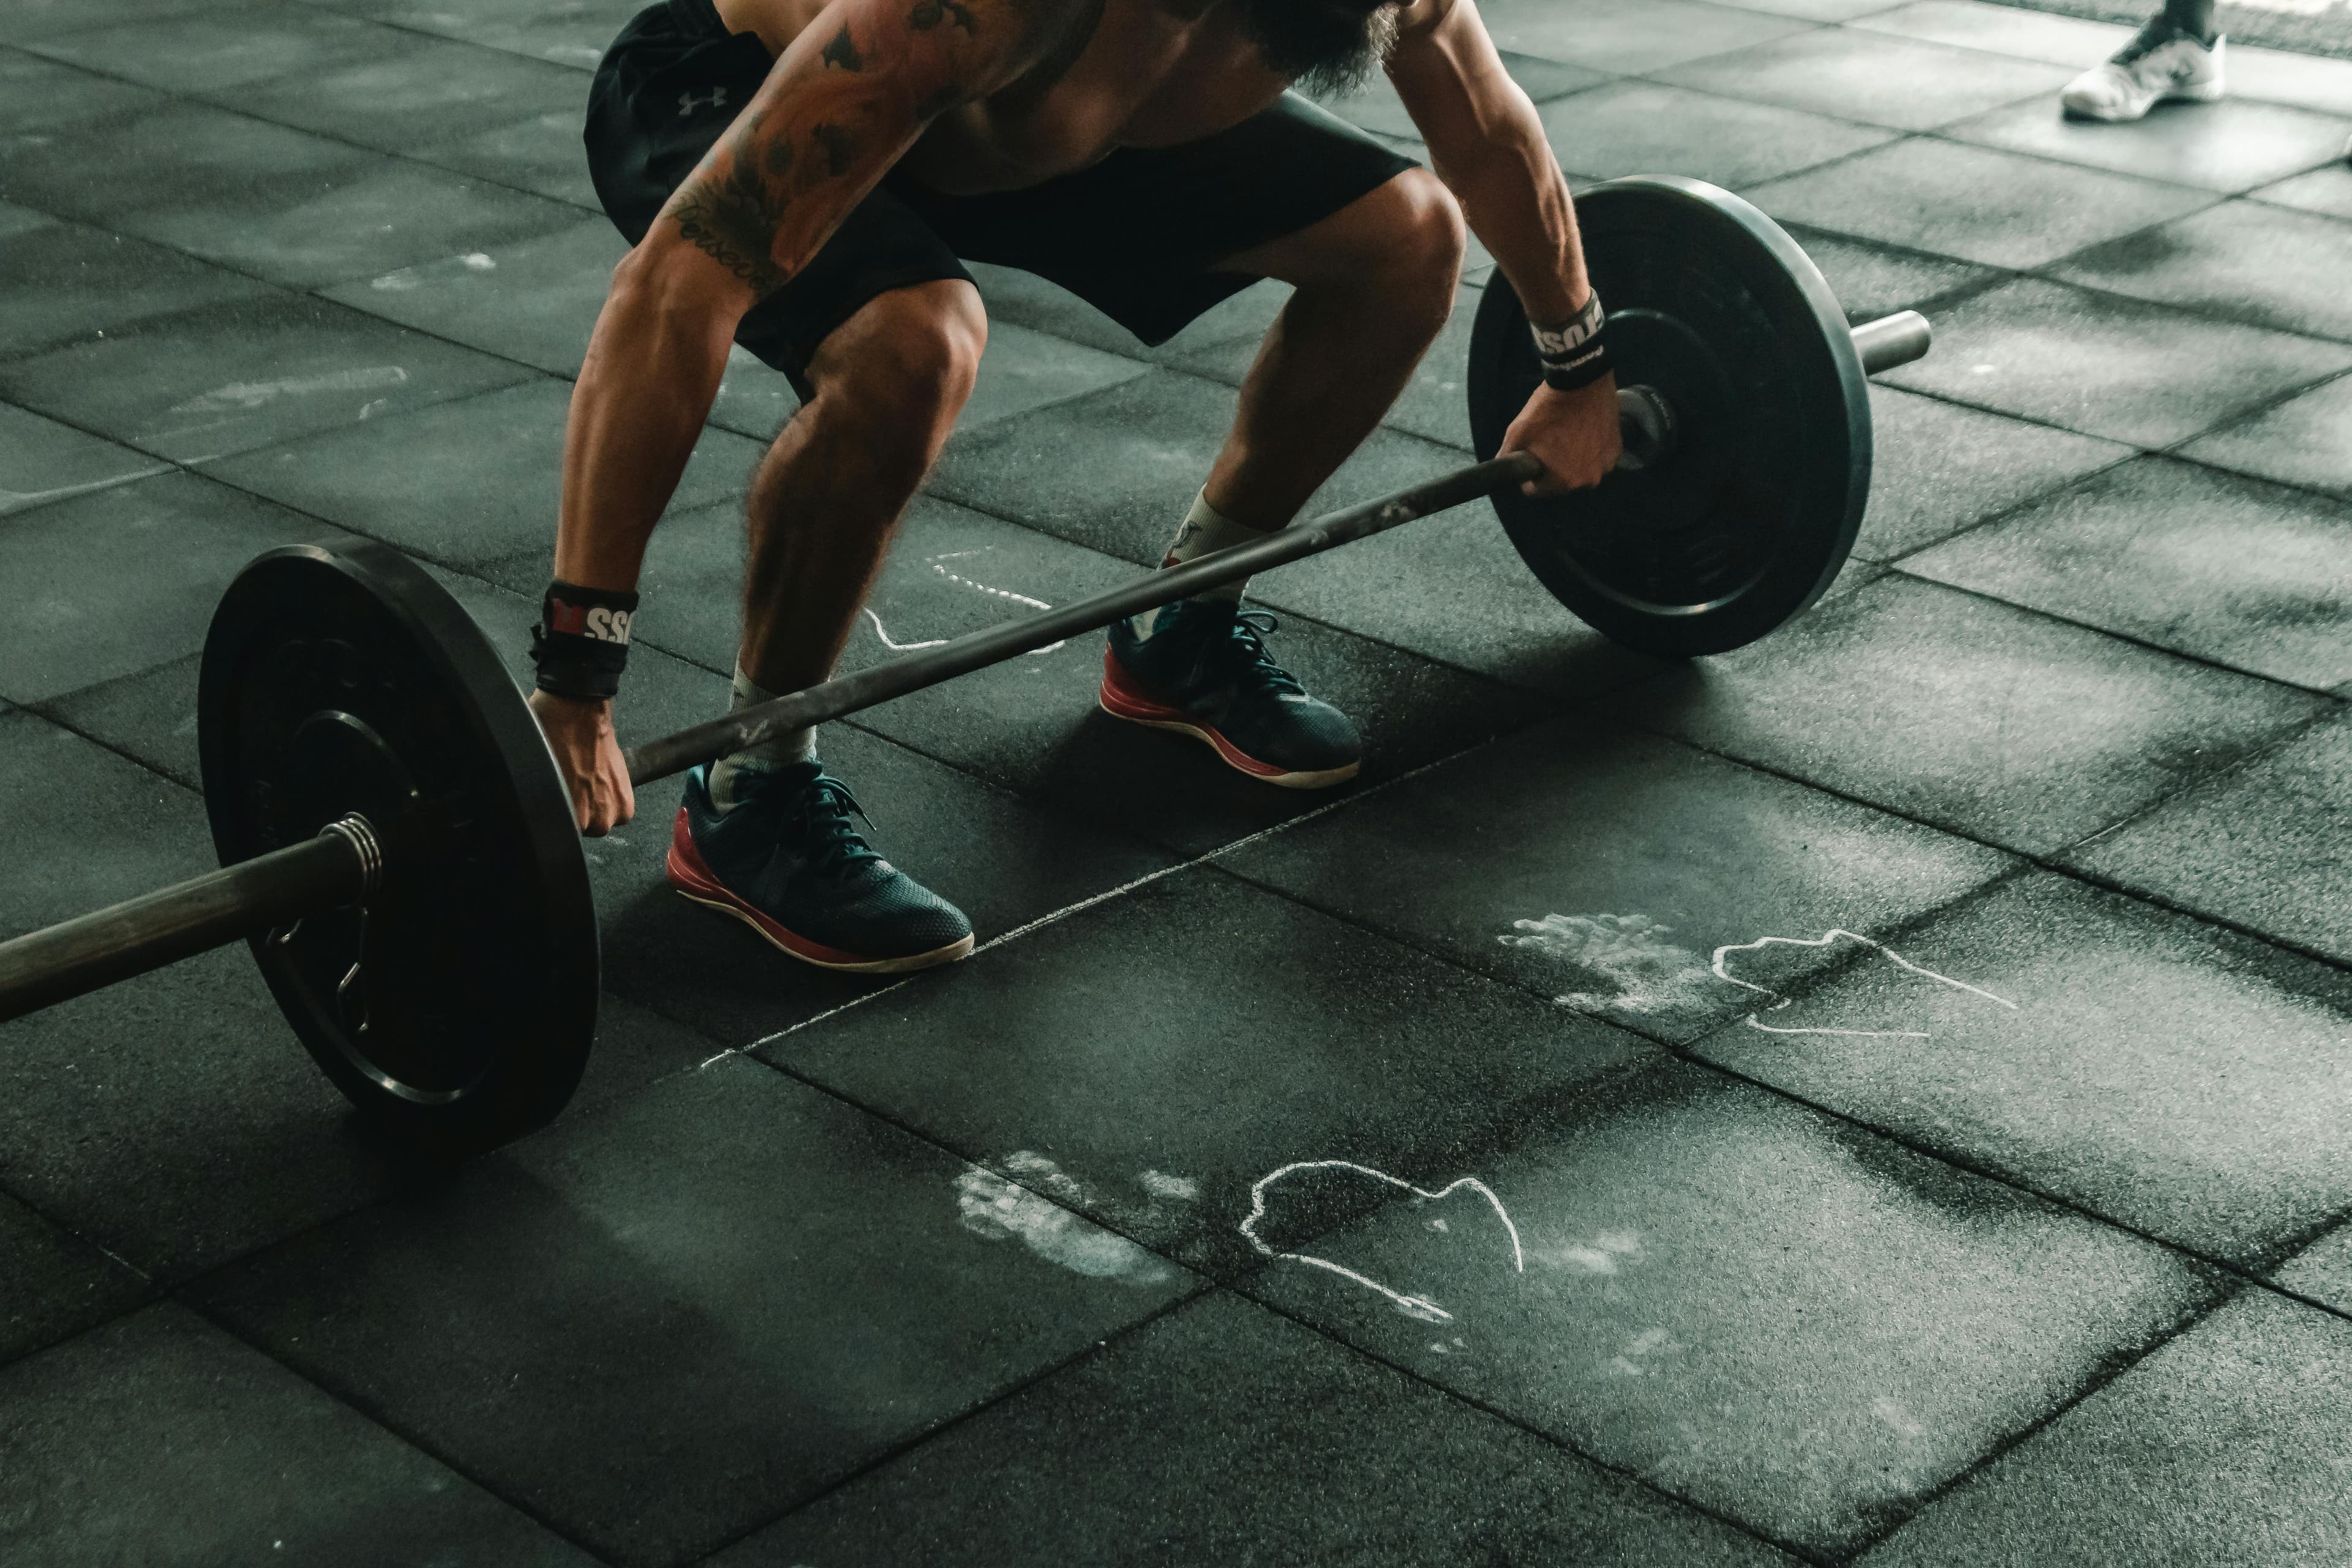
left=531, top=579, right=638, bottom=701
left=1532, top=292, right=1613, bottom=392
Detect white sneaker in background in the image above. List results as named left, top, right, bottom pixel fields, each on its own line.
left=2060, top=23, right=2226, bottom=122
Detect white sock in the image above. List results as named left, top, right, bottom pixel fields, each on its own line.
left=1131, top=490, right=1274, bottom=639
left=708, top=663, right=816, bottom=811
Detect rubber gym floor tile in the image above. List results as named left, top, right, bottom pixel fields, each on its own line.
left=1856, top=1290, right=2352, bottom=1567
left=957, top=320, right=1155, bottom=434
left=0, top=710, right=216, bottom=940
left=190, top=1058, right=1198, bottom=1568
left=965, top=262, right=1295, bottom=369
left=0, top=217, right=278, bottom=360
left=1244, top=1057, right=2217, bottom=1559
left=0, top=45, right=167, bottom=134
left=1877, top=277, right=2352, bottom=448
left=1657, top=29, right=2076, bottom=133
left=2253, top=161, right=2352, bottom=222
left=206, top=379, right=760, bottom=569
left=0, top=1303, right=598, bottom=1567
left=2177, top=371, right=2352, bottom=497
left=1311, top=50, right=1610, bottom=140
left=706, top=344, right=807, bottom=441
left=0, top=294, right=537, bottom=466
left=0, top=99, right=370, bottom=230
left=0, top=1188, right=150, bottom=1366
left=0, top=0, right=280, bottom=44
left=1847, top=0, right=2133, bottom=64
left=138, top=160, right=590, bottom=293
left=412, top=105, right=608, bottom=212
left=2067, top=707, right=2352, bottom=967
left=1856, top=385, right=2133, bottom=561
left=0, top=401, right=173, bottom=519
left=2227, top=43, right=2352, bottom=118
left=1906, top=456, right=2352, bottom=689
left=1627, top=574, right=2330, bottom=853
left=0, top=471, right=354, bottom=706
left=320, top=218, right=631, bottom=378
left=1943, top=97, right=2352, bottom=195
left=715, top=1292, right=1790, bottom=1567
left=1695, top=872, right=2352, bottom=1267
left=2274, top=1223, right=2352, bottom=1314
left=1781, top=226, right=2003, bottom=323
left=764, top=867, right=1648, bottom=1279
left=0, top=937, right=454, bottom=1283
left=1747, top=139, right=2215, bottom=271
left=2053, top=200, right=2352, bottom=344
left=1243, top=505, right=1672, bottom=701
left=236, top=33, right=591, bottom=156
left=0, top=198, right=51, bottom=238
left=1706, top=0, right=1909, bottom=22
left=312, top=0, right=643, bottom=73
left=1177, top=282, right=1481, bottom=452
left=1474, top=0, right=1818, bottom=75
left=20, top=4, right=399, bottom=96
left=927, top=368, right=1472, bottom=568
left=1542, top=81, right=1901, bottom=188
left=1223, top=717, right=2011, bottom=1041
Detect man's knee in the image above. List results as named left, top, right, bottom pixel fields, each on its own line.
left=816, top=282, right=987, bottom=469
left=1372, top=168, right=1466, bottom=315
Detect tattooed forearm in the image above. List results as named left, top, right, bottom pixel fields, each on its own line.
left=820, top=22, right=864, bottom=70
left=908, top=0, right=977, bottom=33
left=810, top=122, right=860, bottom=176
left=670, top=152, right=791, bottom=296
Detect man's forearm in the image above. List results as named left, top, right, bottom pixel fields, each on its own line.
left=1429, top=111, right=1589, bottom=326
left=553, top=257, right=737, bottom=594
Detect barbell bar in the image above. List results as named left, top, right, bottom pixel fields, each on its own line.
left=0, top=176, right=1931, bottom=1153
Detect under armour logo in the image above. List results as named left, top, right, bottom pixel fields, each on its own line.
left=677, top=86, right=729, bottom=117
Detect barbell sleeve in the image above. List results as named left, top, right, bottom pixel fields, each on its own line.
left=0, top=820, right=378, bottom=1024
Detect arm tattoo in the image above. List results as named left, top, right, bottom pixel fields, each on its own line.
left=669, top=129, right=791, bottom=296
left=820, top=22, right=864, bottom=69
left=908, top=0, right=977, bottom=32
left=810, top=122, right=860, bottom=176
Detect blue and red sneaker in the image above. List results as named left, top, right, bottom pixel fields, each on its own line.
left=1099, top=601, right=1361, bottom=789
left=665, top=760, right=974, bottom=973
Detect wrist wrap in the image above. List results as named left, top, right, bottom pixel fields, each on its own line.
left=531, top=579, right=638, bottom=701
left=1531, top=291, right=1611, bottom=391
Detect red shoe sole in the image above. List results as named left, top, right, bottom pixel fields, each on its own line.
left=665, top=809, right=974, bottom=974
left=1096, top=647, right=1360, bottom=791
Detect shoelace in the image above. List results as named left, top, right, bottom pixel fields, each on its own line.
left=1219, top=610, right=1307, bottom=698
left=746, top=772, right=884, bottom=878
left=2113, top=18, right=2198, bottom=66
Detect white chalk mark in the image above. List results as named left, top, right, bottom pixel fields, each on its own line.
left=1499, top=913, right=1715, bottom=1016
left=1139, top=1169, right=1198, bottom=1202
left=956, top=1159, right=1172, bottom=1285
left=170, top=366, right=409, bottom=415
left=928, top=560, right=1064, bottom=655
left=1711, top=929, right=2017, bottom=1039
left=1242, top=1161, right=1524, bottom=1324
left=861, top=607, right=948, bottom=652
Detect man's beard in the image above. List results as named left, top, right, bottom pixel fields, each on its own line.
left=1237, top=0, right=1400, bottom=96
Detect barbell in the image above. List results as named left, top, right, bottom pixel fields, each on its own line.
left=0, top=177, right=1930, bottom=1154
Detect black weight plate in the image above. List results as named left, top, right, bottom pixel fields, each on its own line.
left=1468, top=176, right=1870, bottom=656
left=198, top=541, right=596, bottom=1153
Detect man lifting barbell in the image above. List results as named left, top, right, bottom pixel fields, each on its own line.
left=536, top=0, right=1626, bottom=974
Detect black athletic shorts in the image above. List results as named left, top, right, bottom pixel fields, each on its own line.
left=584, top=0, right=1416, bottom=398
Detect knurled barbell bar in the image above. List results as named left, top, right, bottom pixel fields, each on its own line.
left=0, top=176, right=1931, bottom=1155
